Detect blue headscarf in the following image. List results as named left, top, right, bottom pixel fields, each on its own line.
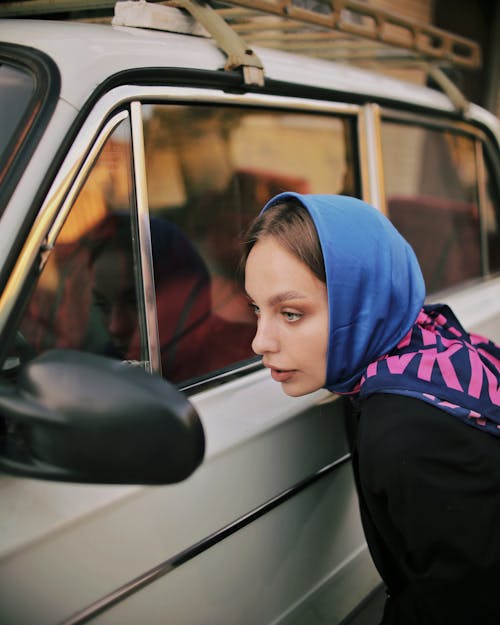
left=263, top=192, right=425, bottom=393
left=262, top=193, right=500, bottom=435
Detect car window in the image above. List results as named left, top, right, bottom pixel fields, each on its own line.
left=142, top=104, right=359, bottom=383
left=4, top=103, right=359, bottom=386
left=0, top=62, right=34, bottom=163
left=482, top=145, right=500, bottom=273
left=381, top=122, right=481, bottom=293
left=5, top=118, right=149, bottom=376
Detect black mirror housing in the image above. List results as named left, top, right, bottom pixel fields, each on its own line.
left=0, top=350, right=205, bottom=484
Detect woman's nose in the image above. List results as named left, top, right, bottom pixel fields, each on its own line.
left=251, top=318, right=279, bottom=355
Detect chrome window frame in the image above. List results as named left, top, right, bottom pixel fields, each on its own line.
left=358, top=103, right=385, bottom=212
left=130, top=101, right=160, bottom=373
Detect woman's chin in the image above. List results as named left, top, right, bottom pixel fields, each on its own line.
left=280, top=378, right=323, bottom=397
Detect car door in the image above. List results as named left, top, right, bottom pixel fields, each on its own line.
left=0, top=85, right=380, bottom=625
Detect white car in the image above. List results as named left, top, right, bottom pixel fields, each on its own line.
left=0, top=2, right=499, bottom=624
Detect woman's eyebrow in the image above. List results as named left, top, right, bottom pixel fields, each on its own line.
left=268, top=291, right=305, bottom=306
left=244, top=290, right=306, bottom=305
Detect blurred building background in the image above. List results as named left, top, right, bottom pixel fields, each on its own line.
left=370, top=0, right=499, bottom=117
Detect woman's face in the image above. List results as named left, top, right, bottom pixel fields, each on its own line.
left=245, top=235, right=329, bottom=397
left=92, top=247, right=138, bottom=357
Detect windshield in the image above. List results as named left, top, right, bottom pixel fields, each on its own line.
left=0, top=63, right=34, bottom=168
left=0, top=48, right=56, bottom=216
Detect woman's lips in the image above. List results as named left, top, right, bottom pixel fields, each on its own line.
left=269, top=367, right=295, bottom=383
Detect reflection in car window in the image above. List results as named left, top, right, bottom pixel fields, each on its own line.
left=0, top=63, right=35, bottom=183
left=482, top=146, right=500, bottom=273
left=382, top=122, right=481, bottom=293
left=10, top=118, right=147, bottom=370
left=142, top=104, right=359, bottom=383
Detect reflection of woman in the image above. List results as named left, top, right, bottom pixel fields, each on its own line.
left=91, top=214, right=254, bottom=382
left=243, top=192, right=500, bottom=625
left=91, top=217, right=139, bottom=360
left=90, top=214, right=212, bottom=374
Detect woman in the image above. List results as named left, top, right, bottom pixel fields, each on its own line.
left=243, top=192, right=500, bottom=625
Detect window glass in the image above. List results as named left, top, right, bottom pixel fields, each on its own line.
left=483, top=146, right=500, bottom=273
left=381, top=122, right=481, bottom=293
left=0, top=63, right=34, bottom=166
left=142, top=104, right=358, bottom=383
left=7, top=118, right=147, bottom=375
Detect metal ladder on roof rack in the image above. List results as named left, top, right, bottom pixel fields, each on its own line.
left=1, top=0, right=480, bottom=111
left=123, top=0, right=478, bottom=112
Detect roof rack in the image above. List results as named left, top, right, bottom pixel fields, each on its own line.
left=213, top=0, right=480, bottom=67
left=1, top=0, right=480, bottom=109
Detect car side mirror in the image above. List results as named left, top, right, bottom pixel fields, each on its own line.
left=0, top=350, right=205, bottom=484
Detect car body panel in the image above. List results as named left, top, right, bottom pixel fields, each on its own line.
left=0, top=376, right=377, bottom=625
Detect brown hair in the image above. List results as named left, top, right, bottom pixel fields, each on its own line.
left=242, top=198, right=326, bottom=283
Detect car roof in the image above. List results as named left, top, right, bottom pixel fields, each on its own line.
left=1, top=17, right=499, bottom=141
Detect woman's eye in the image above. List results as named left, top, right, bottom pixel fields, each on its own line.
left=282, top=311, right=302, bottom=322
left=93, top=293, right=110, bottom=315
left=249, top=303, right=260, bottom=316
